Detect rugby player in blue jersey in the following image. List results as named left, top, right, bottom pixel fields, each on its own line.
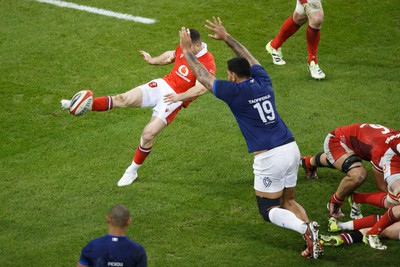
left=164, top=17, right=323, bottom=259
left=77, top=204, right=147, bottom=267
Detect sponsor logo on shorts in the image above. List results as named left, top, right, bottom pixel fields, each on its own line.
left=148, top=81, right=158, bottom=88
left=262, top=177, right=272, bottom=188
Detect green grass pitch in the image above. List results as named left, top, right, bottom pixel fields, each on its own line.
left=0, top=0, right=399, bottom=266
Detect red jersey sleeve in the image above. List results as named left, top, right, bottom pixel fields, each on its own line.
left=334, top=123, right=400, bottom=168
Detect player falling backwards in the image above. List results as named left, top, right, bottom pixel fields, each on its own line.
left=61, top=29, right=216, bottom=187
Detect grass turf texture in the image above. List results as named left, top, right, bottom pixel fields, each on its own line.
left=0, top=0, right=399, bottom=266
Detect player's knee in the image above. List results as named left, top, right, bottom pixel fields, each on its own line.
left=309, top=13, right=324, bottom=28
left=113, top=94, right=130, bottom=107
left=141, top=130, right=156, bottom=144
left=256, top=196, right=280, bottom=222
left=348, top=167, right=367, bottom=185
left=387, top=179, right=400, bottom=204
left=293, top=14, right=307, bottom=26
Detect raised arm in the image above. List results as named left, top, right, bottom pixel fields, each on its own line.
left=179, top=28, right=216, bottom=91
left=139, top=50, right=175, bottom=65
left=206, top=17, right=260, bottom=66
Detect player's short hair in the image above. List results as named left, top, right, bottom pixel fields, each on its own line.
left=227, top=57, right=251, bottom=78
left=189, top=29, right=202, bottom=44
left=109, top=204, right=130, bottom=228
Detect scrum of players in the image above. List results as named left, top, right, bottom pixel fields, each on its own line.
left=300, top=123, right=400, bottom=250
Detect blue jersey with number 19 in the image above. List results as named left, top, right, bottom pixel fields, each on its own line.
left=212, top=64, right=293, bottom=153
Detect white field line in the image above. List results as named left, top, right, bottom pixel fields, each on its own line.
left=35, top=0, right=156, bottom=24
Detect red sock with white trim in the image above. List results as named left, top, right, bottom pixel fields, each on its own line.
left=353, top=192, right=387, bottom=208
left=353, top=215, right=381, bottom=230
left=330, top=193, right=344, bottom=206
left=133, top=145, right=152, bottom=165
left=270, top=16, right=301, bottom=49
left=92, top=96, right=113, bottom=111
left=306, top=25, right=320, bottom=64
left=367, top=207, right=398, bottom=235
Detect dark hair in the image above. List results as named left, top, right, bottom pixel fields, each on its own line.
left=109, top=204, right=130, bottom=228
left=189, top=29, right=202, bottom=44
left=227, top=57, right=251, bottom=78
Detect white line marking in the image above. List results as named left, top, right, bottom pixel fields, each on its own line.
left=35, top=0, right=156, bottom=24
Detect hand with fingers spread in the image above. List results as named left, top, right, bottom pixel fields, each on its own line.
left=205, top=17, right=229, bottom=41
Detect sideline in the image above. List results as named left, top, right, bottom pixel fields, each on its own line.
left=35, top=0, right=156, bottom=24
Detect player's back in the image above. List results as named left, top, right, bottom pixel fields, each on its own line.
left=81, top=235, right=146, bottom=267
left=214, top=65, right=293, bottom=152
left=335, top=123, right=400, bottom=162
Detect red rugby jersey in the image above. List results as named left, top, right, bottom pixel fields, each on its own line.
left=332, top=123, right=400, bottom=170
left=163, top=45, right=216, bottom=94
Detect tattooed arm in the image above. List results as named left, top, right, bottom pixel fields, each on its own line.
left=179, top=17, right=260, bottom=91
left=205, top=17, right=260, bottom=66
left=179, top=28, right=216, bottom=91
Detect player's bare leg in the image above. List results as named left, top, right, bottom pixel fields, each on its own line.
left=112, top=87, right=143, bottom=108
left=118, top=117, right=167, bottom=186
left=257, top=189, right=322, bottom=259
left=281, top=187, right=309, bottom=222
left=329, top=153, right=367, bottom=218
left=372, top=168, right=388, bottom=192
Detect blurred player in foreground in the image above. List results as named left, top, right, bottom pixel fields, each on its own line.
left=164, top=17, right=323, bottom=259
left=77, top=204, right=147, bottom=267
left=62, top=29, right=216, bottom=187
left=265, top=0, right=325, bottom=80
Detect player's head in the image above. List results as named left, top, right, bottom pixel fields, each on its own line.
left=107, top=204, right=131, bottom=228
left=189, top=29, right=201, bottom=44
left=188, top=29, right=203, bottom=54
left=226, top=57, right=251, bottom=82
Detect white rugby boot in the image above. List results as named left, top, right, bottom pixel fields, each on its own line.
left=363, top=234, right=387, bottom=250
left=302, top=221, right=323, bottom=259
left=266, top=41, right=286, bottom=65
left=308, top=61, right=326, bottom=80
left=117, top=165, right=138, bottom=187
left=348, top=193, right=363, bottom=219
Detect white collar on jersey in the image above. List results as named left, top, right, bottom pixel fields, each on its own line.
left=195, top=42, right=208, bottom=58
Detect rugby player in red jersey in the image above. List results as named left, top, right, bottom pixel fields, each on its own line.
left=62, top=29, right=216, bottom=186
left=301, top=123, right=400, bottom=220
left=265, top=0, right=325, bottom=80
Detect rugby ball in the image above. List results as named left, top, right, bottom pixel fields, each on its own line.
left=69, top=90, right=93, bottom=116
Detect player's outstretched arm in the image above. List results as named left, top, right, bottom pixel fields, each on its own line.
left=139, top=50, right=175, bottom=65
left=179, top=27, right=215, bottom=91
left=164, top=80, right=207, bottom=104
left=206, top=17, right=260, bottom=66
